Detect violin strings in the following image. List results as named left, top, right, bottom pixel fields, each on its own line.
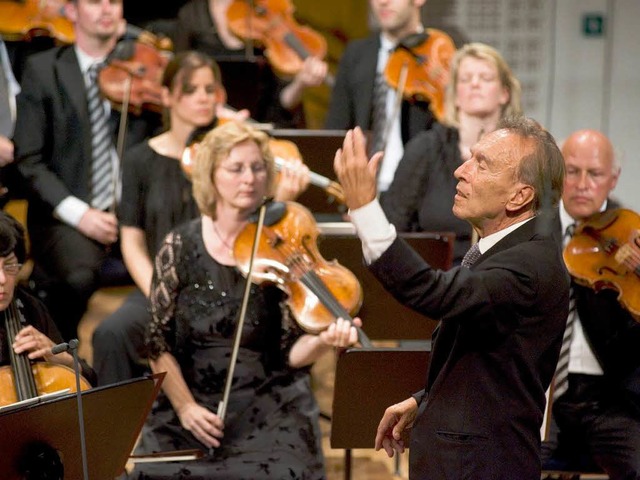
left=262, top=226, right=352, bottom=321
left=5, top=301, right=38, bottom=400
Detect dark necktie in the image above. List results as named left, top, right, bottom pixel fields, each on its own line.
left=461, top=242, right=481, bottom=268
left=0, top=52, right=12, bottom=138
left=86, top=63, right=114, bottom=211
left=552, top=223, right=577, bottom=400
left=369, top=70, right=389, bottom=156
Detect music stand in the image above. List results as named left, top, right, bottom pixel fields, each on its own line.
left=0, top=374, right=163, bottom=480
left=318, top=229, right=454, bottom=340
left=214, top=54, right=271, bottom=119
left=331, top=347, right=430, bottom=479
left=271, top=129, right=347, bottom=215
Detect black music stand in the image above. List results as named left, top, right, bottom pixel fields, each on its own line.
left=318, top=230, right=454, bottom=340
left=214, top=54, right=271, bottom=119
left=0, top=374, right=163, bottom=480
left=331, top=347, right=430, bottom=479
left=271, top=129, right=347, bottom=216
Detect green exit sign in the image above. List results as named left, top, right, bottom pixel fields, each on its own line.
left=583, top=13, right=605, bottom=37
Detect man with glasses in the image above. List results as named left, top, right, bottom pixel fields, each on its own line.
left=0, top=210, right=95, bottom=384
left=542, top=129, right=640, bottom=479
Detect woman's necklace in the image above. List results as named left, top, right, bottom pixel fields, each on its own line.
left=212, top=221, right=235, bottom=257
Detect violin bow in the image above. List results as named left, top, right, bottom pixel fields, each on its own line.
left=217, top=199, right=268, bottom=422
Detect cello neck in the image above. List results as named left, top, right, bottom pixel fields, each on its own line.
left=3, top=300, right=38, bottom=401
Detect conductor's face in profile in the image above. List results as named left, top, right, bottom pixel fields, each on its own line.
left=0, top=252, right=20, bottom=311
left=452, top=128, right=535, bottom=237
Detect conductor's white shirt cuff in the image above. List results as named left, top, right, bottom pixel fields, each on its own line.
left=349, top=199, right=397, bottom=264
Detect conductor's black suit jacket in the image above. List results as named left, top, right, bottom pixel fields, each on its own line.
left=369, top=216, right=570, bottom=480
left=13, top=45, right=158, bottom=245
left=324, top=33, right=434, bottom=143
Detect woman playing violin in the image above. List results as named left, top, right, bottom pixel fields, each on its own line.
left=0, top=211, right=96, bottom=385
left=382, top=43, right=522, bottom=265
left=174, top=0, right=327, bottom=127
left=129, top=121, right=360, bottom=480
left=92, top=51, right=311, bottom=386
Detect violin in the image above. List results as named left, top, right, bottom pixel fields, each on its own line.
left=384, top=29, right=455, bottom=121
left=0, top=0, right=74, bottom=44
left=97, top=30, right=173, bottom=116
left=226, top=0, right=331, bottom=81
left=233, top=201, right=371, bottom=345
left=564, top=208, right=640, bottom=318
left=182, top=137, right=345, bottom=204
left=0, top=299, right=90, bottom=407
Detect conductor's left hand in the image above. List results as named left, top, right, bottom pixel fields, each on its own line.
left=374, top=396, right=418, bottom=458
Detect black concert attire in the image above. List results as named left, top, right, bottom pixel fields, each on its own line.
left=129, top=218, right=325, bottom=480
left=92, top=141, right=200, bottom=385
left=381, top=123, right=472, bottom=265
left=541, top=202, right=640, bottom=479
left=13, top=45, right=160, bottom=341
left=174, top=0, right=303, bottom=128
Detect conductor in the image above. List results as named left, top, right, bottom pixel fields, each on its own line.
left=333, top=117, right=570, bottom=479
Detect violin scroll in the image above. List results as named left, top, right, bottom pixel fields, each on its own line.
left=98, top=31, right=173, bottom=116
left=384, top=28, right=455, bottom=121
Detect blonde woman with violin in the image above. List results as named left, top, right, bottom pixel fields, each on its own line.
left=381, top=43, right=522, bottom=265
left=128, top=121, right=360, bottom=480
left=92, top=51, right=311, bottom=387
left=0, top=211, right=96, bottom=387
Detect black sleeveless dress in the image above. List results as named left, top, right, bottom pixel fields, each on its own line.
left=130, top=218, right=325, bottom=480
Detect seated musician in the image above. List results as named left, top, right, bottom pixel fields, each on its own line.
left=12, top=0, right=161, bottom=343
left=0, top=211, right=95, bottom=385
left=541, top=129, right=640, bottom=479
left=174, top=0, right=328, bottom=128
left=381, top=43, right=522, bottom=265
left=92, top=51, right=311, bottom=386
left=128, top=121, right=360, bottom=480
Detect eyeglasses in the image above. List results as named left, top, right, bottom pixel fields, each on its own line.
left=219, top=163, right=268, bottom=176
left=2, top=263, right=22, bottom=276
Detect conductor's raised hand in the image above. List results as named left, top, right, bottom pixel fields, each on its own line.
left=374, top=396, right=418, bottom=458
left=333, top=127, right=384, bottom=210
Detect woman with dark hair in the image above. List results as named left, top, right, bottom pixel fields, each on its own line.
left=0, top=211, right=96, bottom=384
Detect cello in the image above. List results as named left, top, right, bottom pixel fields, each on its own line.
left=0, top=298, right=91, bottom=407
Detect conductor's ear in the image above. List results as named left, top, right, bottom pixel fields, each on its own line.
left=507, top=184, right=535, bottom=212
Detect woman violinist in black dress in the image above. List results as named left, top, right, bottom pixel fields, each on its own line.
left=130, top=121, right=361, bottom=479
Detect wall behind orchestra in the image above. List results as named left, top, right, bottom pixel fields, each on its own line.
left=424, top=0, right=640, bottom=211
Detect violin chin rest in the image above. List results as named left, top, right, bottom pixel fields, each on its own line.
left=249, top=199, right=286, bottom=226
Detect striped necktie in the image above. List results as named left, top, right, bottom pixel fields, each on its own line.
left=552, top=223, right=577, bottom=400
left=0, top=51, right=12, bottom=138
left=86, top=63, right=114, bottom=211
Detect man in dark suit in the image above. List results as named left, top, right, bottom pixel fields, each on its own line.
left=334, top=117, right=569, bottom=479
left=325, top=0, right=441, bottom=194
left=541, top=129, right=640, bottom=479
left=13, top=0, right=159, bottom=341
